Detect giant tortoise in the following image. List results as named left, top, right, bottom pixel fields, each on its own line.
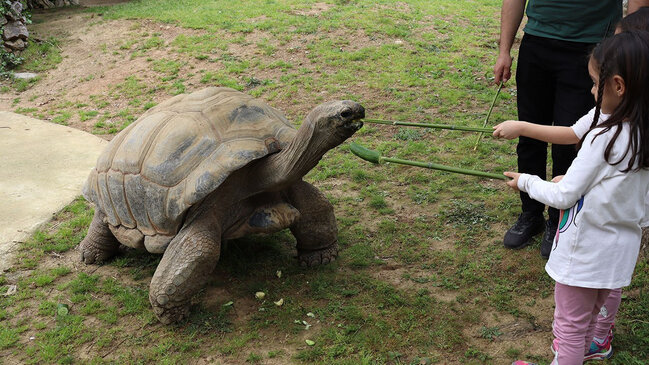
left=79, top=87, right=364, bottom=323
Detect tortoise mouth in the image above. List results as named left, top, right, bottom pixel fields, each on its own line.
left=345, top=120, right=364, bottom=132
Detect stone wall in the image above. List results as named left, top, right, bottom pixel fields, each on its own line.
left=2, top=1, right=29, bottom=52
left=2, top=0, right=80, bottom=53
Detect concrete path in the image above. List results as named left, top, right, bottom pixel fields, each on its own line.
left=0, top=112, right=106, bottom=272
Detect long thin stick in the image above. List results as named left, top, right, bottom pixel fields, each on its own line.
left=473, top=81, right=503, bottom=150
left=362, top=118, right=493, bottom=133
left=350, top=143, right=507, bottom=180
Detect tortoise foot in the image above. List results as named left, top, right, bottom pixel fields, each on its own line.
left=79, top=236, right=119, bottom=264
left=298, top=242, right=338, bottom=267
left=79, top=210, right=120, bottom=264
left=151, top=301, right=191, bottom=324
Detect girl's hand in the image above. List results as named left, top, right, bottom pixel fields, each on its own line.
left=493, top=120, right=524, bottom=139
left=551, top=175, right=564, bottom=183
left=503, top=171, right=521, bottom=191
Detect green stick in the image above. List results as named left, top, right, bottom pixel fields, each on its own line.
left=473, top=81, right=503, bottom=150
left=362, top=118, right=493, bottom=133
left=349, top=143, right=507, bottom=180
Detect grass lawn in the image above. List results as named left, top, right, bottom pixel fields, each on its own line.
left=1, top=1, right=648, bottom=364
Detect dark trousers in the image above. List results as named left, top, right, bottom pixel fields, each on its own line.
left=516, top=34, right=595, bottom=224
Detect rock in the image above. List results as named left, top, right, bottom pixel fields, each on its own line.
left=5, top=2, right=23, bottom=21
left=5, top=12, right=19, bottom=22
left=36, top=0, right=55, bottom=9
left=10, top=1, right=23, bottom=14
left=55, top=0, right=65, bottom=7
left=3, top=21, right=29, bottom=41
left=4, top=38, right=26, bottom=51
left=13, top=72, right=38, bottom=80
left=3, top=285, right=17, bottom=296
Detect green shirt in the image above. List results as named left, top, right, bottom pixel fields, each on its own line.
left=524, top=0, right=622, bottom=43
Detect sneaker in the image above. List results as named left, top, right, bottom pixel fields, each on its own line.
left=541, top=220, right=557, bottom=259
left=504, top=212, right=545, bottom=249
left=550, top=332, right=613, bottom=361
left=511, top=361, right=537, bottom=365
left=585, top=329, right=614, bottom=361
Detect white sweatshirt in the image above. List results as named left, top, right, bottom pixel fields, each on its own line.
left=572, top=108, right=649, bottom=227
left=571, top=107, right=602, bottom=139
left=517, top=122, right=649, bottom=288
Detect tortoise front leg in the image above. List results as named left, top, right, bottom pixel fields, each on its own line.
left=284, top=180, right=338, bottom=267
left=79, top=210, right=120, bottom=264
left=149, top=212, right=221, bottom=324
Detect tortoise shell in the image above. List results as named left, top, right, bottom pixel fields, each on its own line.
left=83, top=87, right=297, bottom=236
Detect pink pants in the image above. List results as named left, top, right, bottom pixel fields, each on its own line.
left=552, top=282, right=611, bottom=365
left=593, top=288, right=622, bottom=339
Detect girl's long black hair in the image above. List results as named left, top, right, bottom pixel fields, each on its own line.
left=581, top=30, right=649, bottom=172
left=617, top=6, right=649, bottom=33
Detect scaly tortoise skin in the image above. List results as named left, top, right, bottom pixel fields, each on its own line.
left=79, top=87, right=364, bottom=323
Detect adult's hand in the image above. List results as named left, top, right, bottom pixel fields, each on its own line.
left=494, top=0, right=525, bottom=85
left=494, top=53, right=512, bottom=85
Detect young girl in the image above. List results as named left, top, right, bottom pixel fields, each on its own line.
left=505, top=31, right=649, bottom=365
left=495, top=11, right=649, bottom=362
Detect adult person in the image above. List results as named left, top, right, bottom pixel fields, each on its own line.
left=493, top=0, right=649, bottom=259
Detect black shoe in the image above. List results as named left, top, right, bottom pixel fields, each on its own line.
left=504, top=212, right=544, bottom=249
left=541, top=220, right=557, bottom=259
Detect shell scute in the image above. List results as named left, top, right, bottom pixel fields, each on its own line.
left=123, top=174, right=154, bottom=235
left=109, top=111, right=176, bottom=175
left=184, top=137, right=269, bottom=205
left=144, top=181, right=172, bottom=234
left=96, top=172, right=119, bottom=226
left=107, top=170, right=136, bottom=228
left=141, top=113, right=214, bottom=187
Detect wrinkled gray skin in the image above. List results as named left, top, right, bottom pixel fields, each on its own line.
left=79, top=89, right=364, bottom=324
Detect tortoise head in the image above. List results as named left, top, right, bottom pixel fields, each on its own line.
left=304, top=100, right=365, bottom=148
left=254, top=100, right=365, bottom=190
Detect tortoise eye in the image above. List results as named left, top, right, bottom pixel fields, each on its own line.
left=340, top=109, right=352, bottom=119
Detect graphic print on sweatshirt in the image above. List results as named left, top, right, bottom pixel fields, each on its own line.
left=555, top=196, right=585, bottom=251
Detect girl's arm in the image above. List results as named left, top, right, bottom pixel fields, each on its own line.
left=493, top=121, right=579, bottom=144
left=515, top=131, right=606, bottom=209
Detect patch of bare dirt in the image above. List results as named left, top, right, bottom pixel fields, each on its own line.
left=371, top=266, right=459, bottom=302
left=291, top=2, right=332, bottom=17
left=462, top=301, right=555, bottom=362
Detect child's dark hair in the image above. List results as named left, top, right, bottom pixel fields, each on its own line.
left=617, top=7, right=649, bottom=33
left=584, top=30, right=649, bottom=172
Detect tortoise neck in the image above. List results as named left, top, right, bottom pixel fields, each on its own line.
left=257, top=116, right=323, bottom=191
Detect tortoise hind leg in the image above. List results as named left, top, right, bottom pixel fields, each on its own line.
left=149, top=211, right=222, bottom=324
left=79, top=210, right=120, bottom=264
left=284, top=180, right=338, bottom=267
